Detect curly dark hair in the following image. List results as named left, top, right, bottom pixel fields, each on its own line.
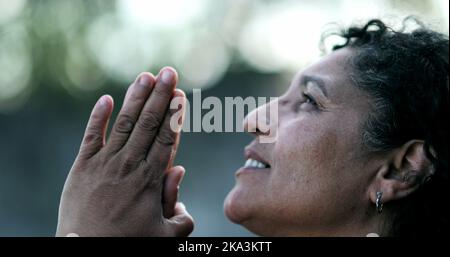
left=327, top=18, right=449, bottom=237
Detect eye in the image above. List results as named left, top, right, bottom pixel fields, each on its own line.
left=296, top=93, right=319, bottom=112
left=302, top=93, right=317, bottom=106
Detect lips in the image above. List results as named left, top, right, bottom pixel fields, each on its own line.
left=242, top=148, right=271, bottom=169
left=244, top=158, right=270, bottom=169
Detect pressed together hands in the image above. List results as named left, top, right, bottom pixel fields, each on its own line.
left=56, top=67, right=194, bottom=236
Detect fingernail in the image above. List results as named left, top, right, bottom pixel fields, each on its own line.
left=97, top=96, right=107, bottom=106
left=178, top=169, right=185, bottom=184
left=138, top=73, right=151, bottom=86
left=161, top=69, right=174, bottom=84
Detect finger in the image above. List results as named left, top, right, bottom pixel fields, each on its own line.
left=145, top=89, right=185, bottom=179
left=166, top=202, right=194, bottom=237
left=106, top=72, right=156, bottom=153
left=167, top=89, right=186, bottom=168
left=78, top=95, right=114, bottom=160
left=167, top=133, right=180, bottom=168
left=125, top=67, right=178, bottom=159
left=163, top=166, right=185, bottom=218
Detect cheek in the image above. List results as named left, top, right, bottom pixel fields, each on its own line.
left=267, top=116, right=347, bottom=219
left=265, top=111, right=370, bottom=226
left=274, top=117, right=339, bottom=178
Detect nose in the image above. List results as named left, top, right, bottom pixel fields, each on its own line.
left=244, top=106, right=262, bottom=137
left=243, top=98, right=279, bottom=138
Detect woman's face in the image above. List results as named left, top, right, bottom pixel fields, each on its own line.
left=224, top=48, right=380, bottom=236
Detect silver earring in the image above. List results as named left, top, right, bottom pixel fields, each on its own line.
left=376, top=191, right=383, bottom=214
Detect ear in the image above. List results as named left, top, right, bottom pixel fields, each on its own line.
left=368, top=140, right=434, bottom=206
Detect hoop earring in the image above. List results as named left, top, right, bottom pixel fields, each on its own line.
left=376, top=191, right=383, bottom=214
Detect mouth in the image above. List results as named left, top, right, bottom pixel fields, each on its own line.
left=236, top=148, right=271, bottom=176
left=243, top=158, right=270, bottom=169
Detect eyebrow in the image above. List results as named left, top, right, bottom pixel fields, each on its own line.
left=301, top=75, right=328, bottom=97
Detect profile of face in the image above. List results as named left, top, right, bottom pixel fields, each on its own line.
left=224, top=48, right=384, bottom=236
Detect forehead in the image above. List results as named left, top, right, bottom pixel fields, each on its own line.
left=293, top=48, right=367, bottom=105
left=295, top=48, right=353, bottom=86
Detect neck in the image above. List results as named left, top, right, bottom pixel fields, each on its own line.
left=262, top=209, right=392, bottom=237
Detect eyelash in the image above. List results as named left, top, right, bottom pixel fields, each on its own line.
left=302, top=93, right=318, bottom=107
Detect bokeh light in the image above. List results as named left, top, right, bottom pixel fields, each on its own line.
left=0, top=23, right=31, bottom=103
left=117, top=0, right=207, bottom=30
left=1, top=0, right=448, bottom=110
left=0, top=0, right=27, bottom=25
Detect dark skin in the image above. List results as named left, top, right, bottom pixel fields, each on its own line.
left=58, top=48, right=433, bottom=236
left=57, top=67, right=193, bottom=236
left=224, top=48, right=434, bottom=236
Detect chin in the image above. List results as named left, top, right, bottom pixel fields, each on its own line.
left=224, top=191, right=275, bottom=236
left=224, top=170, right=273, bottom=234
left=223, top=186, right=252, bottom=225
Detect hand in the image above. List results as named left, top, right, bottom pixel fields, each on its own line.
left=56, top=67, right=194, bottom=236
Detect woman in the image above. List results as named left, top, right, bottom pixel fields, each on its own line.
left=57, top=18, right=449, bottom=237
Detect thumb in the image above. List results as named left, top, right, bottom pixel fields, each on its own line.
left=166, top=202, right=194, bottom=237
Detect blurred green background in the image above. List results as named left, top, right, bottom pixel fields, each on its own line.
left=0, top=0, right=448, bottom=236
